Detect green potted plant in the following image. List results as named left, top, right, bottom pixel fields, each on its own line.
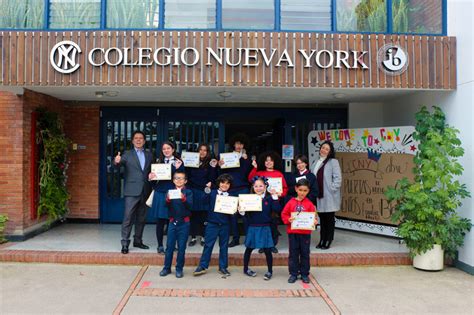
left=385, top=106, right=471, bottom=270
left=0, top=214, right=8, bottom=243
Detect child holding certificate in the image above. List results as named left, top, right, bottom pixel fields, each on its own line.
left=248, top=151, right=288, bottom=253
left=149, top=141, right=185, bottom=254
left=240, top=176, right=281, bottom=280
left=159, top=171, right=193, bottom=278
left=186, top=143, right=218, bottom=247
left=281, top=179, right=317, bottom=284
left=194, top=174, right=235, bottom=277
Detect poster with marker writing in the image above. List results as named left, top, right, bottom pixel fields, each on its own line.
left=308, top=127, right=418, bottom=233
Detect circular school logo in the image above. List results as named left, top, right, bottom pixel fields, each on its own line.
left=50, top=40, right=82, bottom=74
left=377, top=44, right=408, bottom=75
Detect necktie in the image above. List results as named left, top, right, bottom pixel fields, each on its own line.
left=137, top=149, right=145, bottom=171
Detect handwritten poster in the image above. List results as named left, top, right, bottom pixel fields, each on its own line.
left=308, top=127, right=418, bottom=235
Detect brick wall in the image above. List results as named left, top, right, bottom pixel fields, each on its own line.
left=0, top=89, right=65, bottom=235
left=64, top=106, right=100, bottom=219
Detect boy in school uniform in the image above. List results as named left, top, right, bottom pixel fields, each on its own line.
left=281, top=179, right=318, bottom=284
left=159, top=171, right=193, bottom=278
left=193, top=174, right=235, bottom=277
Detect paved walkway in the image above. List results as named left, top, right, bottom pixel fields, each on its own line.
left=7, top=223, right=408, bottom=254
left=1, top=263, right=472, bottom=314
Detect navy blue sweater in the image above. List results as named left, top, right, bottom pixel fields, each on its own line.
left=218, top=156, right=252, bottom=191
left=166, top=188, right=193, bottom=221
left=285, top=170, right=318, bottom=205
left=152, top=162, right=185, bottom=192
left=186, top=164, right=218, bottom=190
left=245, top=195, right=282, bottom=226
left=205, top=189, right=236, bottom=225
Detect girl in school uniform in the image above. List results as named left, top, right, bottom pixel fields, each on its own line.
left=285, top=154, right=318, bottom=206
left=186, top=143, right=218, bottom=247
left=149, top=141, right=185, bottom=254
left=248, top=151, right=288, bottom=253
left=240, top=176, right=281, bottom=280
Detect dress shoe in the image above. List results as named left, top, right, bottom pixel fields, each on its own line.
left=258, top=248, right=264, bottom=254
left=200, top=237, right=205, bottom=246
left=188, top=238, right=197, bottom=246
left=301, top=275, right=310, bottom=283
left=133, top=242, right=149, bottom=249
left=271, top=247, right=278, bottom=254
left=157, top=246, right=165, bottom=254
left=321, top=240, right=332, bottom=250
left=121, top=245, right=129, bottom=254
left=316, top=240, right=324, bottom=249
left=288, top=275, right=297, bottom=283
left=159, top=269, right=171, bottom=277
left=175, top=270, right=184, bottom=278
left=228, top=239, right=240, bottom=247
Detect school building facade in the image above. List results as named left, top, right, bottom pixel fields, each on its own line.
left=0, top=0, right=472, bottom=272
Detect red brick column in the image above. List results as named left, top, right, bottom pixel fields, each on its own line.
left=64, top=106, right=100, bottom=219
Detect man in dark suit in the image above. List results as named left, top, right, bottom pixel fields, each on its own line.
left=114, top=131, right=153, bottom=254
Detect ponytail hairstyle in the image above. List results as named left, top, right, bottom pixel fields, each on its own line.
left=250, top=176, right=269, bottom=196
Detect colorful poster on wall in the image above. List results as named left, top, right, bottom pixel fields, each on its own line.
left=308, top=127, right=418, bottom=236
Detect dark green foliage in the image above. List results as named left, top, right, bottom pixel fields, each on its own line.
left=0, top=214, right=7, bottom=243
left=385, top=106, right=471, bottom=259
left=36, top=108, right=70, bottom=223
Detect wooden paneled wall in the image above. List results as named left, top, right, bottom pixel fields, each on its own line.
left=0, top=31, right=456, bottom=89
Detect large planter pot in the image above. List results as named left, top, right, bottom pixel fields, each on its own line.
left=413, top=244, right=444, bottom=271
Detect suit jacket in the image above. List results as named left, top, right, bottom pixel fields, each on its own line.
left=116, top=148, right=153, bottom=197
left=311, top=158, right=342, bottom=213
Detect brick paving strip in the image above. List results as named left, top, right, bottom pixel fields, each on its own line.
left=132, top=287, right=321, bottom=298
left=113, top=265, right=149, bottom=315
left=0, top=250, right=412, bottom=266
left=310, top=274, right=342, bottom=315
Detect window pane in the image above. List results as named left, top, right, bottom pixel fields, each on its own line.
left=336, top=0, right=387, bottom=32
left=107, top=0, right=160, bottom=28
left=49, top=0, right=101, bottom=29
left=165, top=0, right=216, bottom=29
left=281, top=0, right=331, bottom=31
left=0, top=0, right=44, bottom=29
left=222, top=0, right=274, bottom=30
left=392, top=0, right=442, bottom=34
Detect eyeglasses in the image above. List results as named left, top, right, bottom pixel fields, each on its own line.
left=173, top=177, right=186, bottom=180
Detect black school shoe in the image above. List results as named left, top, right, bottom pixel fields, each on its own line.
left=271, top=247, right=278, bottom=254
left=175, top=270, right=184, bottom=278
left=288, top=275, right=297, bottom=283
left=244, top=269, right=257, bottom=277
left=301, top=275, right=310, bottom=283
left=218, top=268, right=231, bottom=276
left=159, top=268, right=171, bottom=277
left=157, top=246, right=165, bottom=254
left=228, top=239, right=240, bottom=247
left=188, top=238, right=197, bottom=246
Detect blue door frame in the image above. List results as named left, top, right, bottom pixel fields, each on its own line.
left=99, top=106, right=347, bottom=223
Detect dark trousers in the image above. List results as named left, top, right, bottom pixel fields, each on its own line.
left=190, top=211, right=207, bottom=238
left=198, top=222, right=230, bottom=269
left=156, top=218, right=169, bottom=247
left=288, top=233, right=311, bottom=277
left=318, top=212, right=336, bottom=243
left=163, top=221, right=190, bottom=272
left=121, top=195, right=148, bottom=247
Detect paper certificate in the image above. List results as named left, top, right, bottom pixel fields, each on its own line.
left=238, top=194, right=262, bottom=212
left=295, top=175, right=306, bottom=183
left=151, top=163, right=172, bottom=180
left=214, top=195, right=239, bottom=214
left=168, top=189, right=182, bottom=200
left=291, top=212, right=316, bottom=230
left=267, top=177, right=283, bottom=193
left=181, top=151, right=200, bottom=168
left=219, top=152, right=240, bottom=169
